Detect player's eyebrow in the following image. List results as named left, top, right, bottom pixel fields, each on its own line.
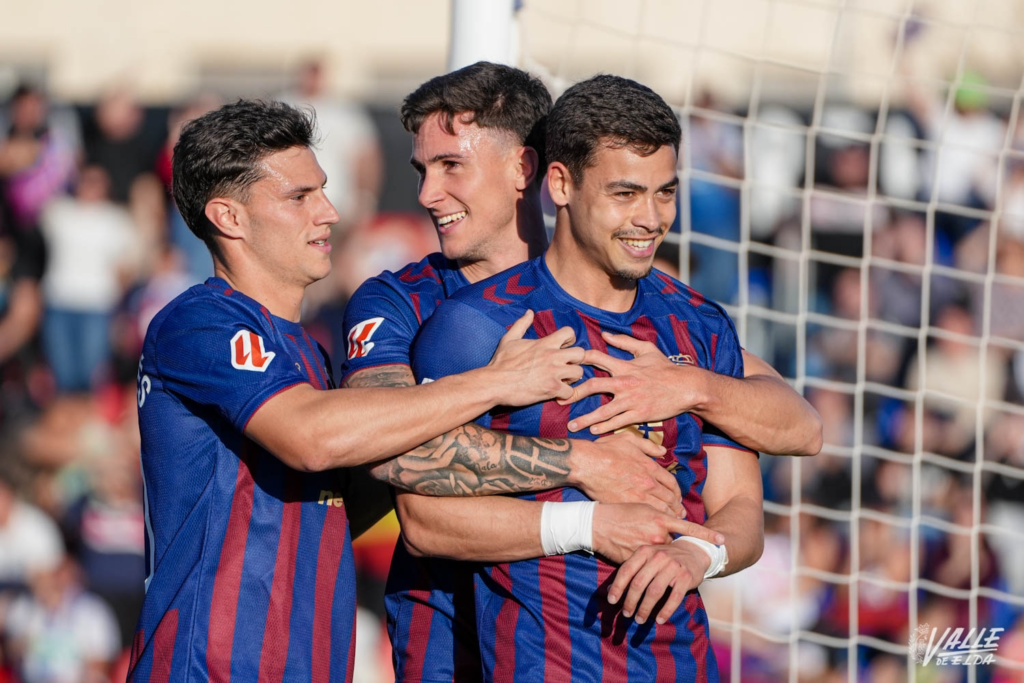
left=658, top=177, right=680, bottom=192
left=410, top=152, right=467, bottom=173
left=283, top=176, right=327, bottom=195
left=606, top=180, right=647, bottom=192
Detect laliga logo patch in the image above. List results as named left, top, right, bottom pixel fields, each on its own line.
left=230, top=330, right=276, bottom=372
left=347, top=317, right=385, bottom=360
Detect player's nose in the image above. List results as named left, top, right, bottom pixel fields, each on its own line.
left=632, top=195, right=660, bottom=230
left=418, top=169, right=445, bottom=208
left=317, top=193, right=341, bottom=225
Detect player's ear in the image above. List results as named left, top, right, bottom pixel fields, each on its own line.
left=514, top=145, right=539, bottom=191
left=547, top=162, right=572, bottom=207
left=205, top=197, right=246, bottom=240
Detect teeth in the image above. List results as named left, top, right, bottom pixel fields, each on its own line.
left=311, top=240, right=326, bottom=245
left=621, top=238, right=653, bottom=249
left=437, top=211, right=467, bottom=226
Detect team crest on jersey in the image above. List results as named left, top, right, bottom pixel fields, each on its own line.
left=230, top=330, right=276, bottom=372
left=347, top=317, right=385, bottom=360
left=668, top=353, right=695, bottom=366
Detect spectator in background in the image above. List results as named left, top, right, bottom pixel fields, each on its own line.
left=82, top=89, right=160, bottom=206
left=282, top=58, right=383, bottom=227
left=0, top=228, right=45, bottom=421
left=904, top=302, right=1007, bottom=457
left=39, top=166, right=141, bottom=393
left=1, top=557, right=120, bottom=683
left=0, top=85, right=76, bottom=233
left=62, top=446, right=144, bottom=649
left=0, top=472, right=63, bottom=590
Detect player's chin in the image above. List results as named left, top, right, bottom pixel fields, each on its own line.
left=613, top=262, right=654, bottom=282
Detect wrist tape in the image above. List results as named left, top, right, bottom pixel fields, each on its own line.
left=672, top=536, right=728, bottom=579
left=540, top=501, right=596, bottom=556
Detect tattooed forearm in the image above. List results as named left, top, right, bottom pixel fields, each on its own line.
left=344, top=364, right=577, bottom=497
left=343, top=365, right=416, bottom=388
left=372, top=425, right=576, bottom=496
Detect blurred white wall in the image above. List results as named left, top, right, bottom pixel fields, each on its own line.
left=0, top=0, right=451, bottom=102
left=1, top=0, right=1023, bottom=104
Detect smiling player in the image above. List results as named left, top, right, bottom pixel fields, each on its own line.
left=409, top=75, right=764, bottom=681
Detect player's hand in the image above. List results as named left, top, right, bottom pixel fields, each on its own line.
left=591, top=503, right=724, bottom=566
left=487, top=310, right=585, bottom=406
left=568, top=432, right=683, bottom=517
left=607, top=541, right=711, bottom=625
left=563, top=331, right=706, bottom=435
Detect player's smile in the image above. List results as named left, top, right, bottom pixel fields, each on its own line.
left=308, top=232, right=332, bottom=254
left=615, top=232, right=661, bottom=259
left=435, top=209, right=467, bottom=234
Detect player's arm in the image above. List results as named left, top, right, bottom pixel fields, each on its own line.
left=396, top=491, right=724, bottom=563
left=567, top=333, right=823, bottom=456
left=246, top=309, right=583, bottom=472
left=607, top=444, right=764, bottom=625
left=344, top=363, right=680, bottom=505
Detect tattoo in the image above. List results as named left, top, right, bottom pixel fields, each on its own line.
left=375, top=425, right=574, bottom=496
left=344, top=365, right=576, bottom=496
left=343, top=365, right=416, bottom=388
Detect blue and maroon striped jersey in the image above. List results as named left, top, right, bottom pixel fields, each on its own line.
left=411, top=256, right=751, bottom=682
left=130, top=278, right=356, bottom=683
left=340, top=254, right=481, bottom=683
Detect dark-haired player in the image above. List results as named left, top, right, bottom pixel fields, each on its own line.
left=342, top=65, right=820, bottom=681
left=127, top=99, right=605, bottom=682
left=410, top=75, right=764, bottom=680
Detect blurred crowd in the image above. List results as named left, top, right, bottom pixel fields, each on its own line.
left=683, top=72, right=1024, bottom=681
left=0, top=56, right=1022, bottom=682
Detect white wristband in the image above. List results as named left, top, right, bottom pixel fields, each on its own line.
left=540, top=501, right=597, bottom=556
left=673, top=536, right=728, bottom=580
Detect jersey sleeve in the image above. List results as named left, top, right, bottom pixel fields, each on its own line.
left=152, top=298, right=309, bottom=432
left=339, top=277, right=422, bottom=384
left=701, top=312, right=758, bottom=454
left=410, top=299, right=508, bottom=383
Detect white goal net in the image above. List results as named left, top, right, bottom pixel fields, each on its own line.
left=513, top=0, right=1024, bottom=680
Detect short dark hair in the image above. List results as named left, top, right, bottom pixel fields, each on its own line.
left=401, top=62, right=552, bottom=184
left=172, top=99, right=317, bottom=254
left=546, top=75, right=681, bottom=184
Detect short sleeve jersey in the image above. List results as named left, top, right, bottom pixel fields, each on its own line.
left=130, top=278, right=357, bottom=683
left=411, top=257, right=752, bottom=683
left=340, top=252, right=469, bottom=384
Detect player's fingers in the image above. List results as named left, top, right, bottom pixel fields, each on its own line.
left=621, top=555, right=664, bottom=617
left=548, top=326, right=577, bottom=349
left=634, top=566, right=674, bottom=624
left=502, top=310, right=535, bottom=342
left=655, top=579, right=690, bottom=625
left=561, top=378, right=618, bottom=412
left=560, top=364, right=585, bottom=384
left=602, top=331, right=660, bottom=357
left=649, top=467, right=683, bottom=516
left=559, top=346, right=586, bottom=365
left=553, top=382, right=576, bottom=402
left=580, top=349, right=625, bottom=374
left=607, top=548, right=650, bottom=605
left=634, top=437, right=669, bottom=458
left=586, top=410, right=644, bottom=436
left=667, top=520, right=725, bottom=545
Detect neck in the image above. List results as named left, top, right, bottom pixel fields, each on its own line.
left=458, top=190, right=548, bottom=284
left=545, top=210, right=639, bottom=313
left=213, top=258, right=305, bottom=322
